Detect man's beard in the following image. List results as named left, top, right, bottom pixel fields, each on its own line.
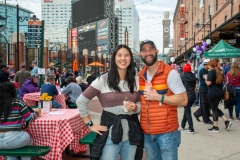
left=141, top=53, right=158, bottom=66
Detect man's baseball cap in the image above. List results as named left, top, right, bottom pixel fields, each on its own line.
left=203, top=59, right=210, bottom=64
left=140, top=40, right=157, bottom=51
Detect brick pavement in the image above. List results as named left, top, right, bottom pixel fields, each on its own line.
left=33, top=99, right=240, bottom=160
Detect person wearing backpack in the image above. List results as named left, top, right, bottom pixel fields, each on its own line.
left=225, top=62, right=240, bottom=121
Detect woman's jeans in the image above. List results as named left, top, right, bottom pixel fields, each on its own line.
left=0, top=131, right=32, bottom=160
left=144, top=130, right=181, bottom=160
left=100, top=137, right=137, bottom=160
left=230, top=87, right=240, bottom=118
left=181, top=101, right=194, bottom=130
left=208, top=95, right=224, bottom=121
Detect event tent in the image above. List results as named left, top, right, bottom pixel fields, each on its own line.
left=204, top=39, right=240, bottom=58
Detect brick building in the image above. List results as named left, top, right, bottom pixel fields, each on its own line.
left=173, top=0, right=240, bottom=65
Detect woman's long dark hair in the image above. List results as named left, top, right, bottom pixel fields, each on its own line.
left=0, top=82, right=17, bottom=123
left=107, top=44, right=136, bottom=93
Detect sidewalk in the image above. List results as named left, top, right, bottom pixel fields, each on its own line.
left=61, top=99, right=240, bottom=160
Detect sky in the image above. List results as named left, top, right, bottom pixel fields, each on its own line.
left=6, top=0, right=178, bottom=52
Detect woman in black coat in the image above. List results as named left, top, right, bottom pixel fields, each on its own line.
left=180, top=63, right=196, bottom=134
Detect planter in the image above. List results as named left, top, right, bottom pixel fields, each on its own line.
left=42, top=101, right=52, bottom=113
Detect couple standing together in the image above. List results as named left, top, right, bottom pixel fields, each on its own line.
left=76, top=40, right=188, bottom=160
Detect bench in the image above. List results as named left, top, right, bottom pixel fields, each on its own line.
left=79, top=131, right=97, bottom=145
left=69, top=103, right=77, bottom=109
left=79, top=131, right=97, bottom=159
left=65, top=131, right=97, bottom=158
left=0, top=146, right=50, bottom=157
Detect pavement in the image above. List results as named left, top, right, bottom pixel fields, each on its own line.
left=35, top=99, right=240, bottom=160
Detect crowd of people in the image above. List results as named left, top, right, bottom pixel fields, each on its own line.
left=0, top=39, right=239, bottom=160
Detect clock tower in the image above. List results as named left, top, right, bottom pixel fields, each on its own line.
left=162, top=11, right=171, bottom=53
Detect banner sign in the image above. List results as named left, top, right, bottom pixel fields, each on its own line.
left=78, top=22, right=96, bottom=34
left=179, top=4, right=186, bottom=40
left=27, top=21, right=42, bottom=48
left=97, top=19, right=109, bottom=54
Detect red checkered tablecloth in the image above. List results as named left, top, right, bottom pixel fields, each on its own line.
left=23, top=92, right=67, bottom=109
left=25, top=109, right=90, bottom=160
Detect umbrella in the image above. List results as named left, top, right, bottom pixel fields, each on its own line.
left=73, top=59, right=78, bottom=72
left=88, top=61, right=104, bottom=67
left=204, top=40, right=240, bottom=58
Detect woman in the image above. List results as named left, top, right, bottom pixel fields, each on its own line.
left=225, top=62, right=240, bottom=121
left=76, top=76, right=88, bottom=92
left=0, top=82, right=41, bottom=160
left=20, top=74, right=40, bottom=99
left=76, top=45, right=142, bottom=160
left=180, top=63, right=196, bottom=133
left=205, top=60, right=232, bottom=132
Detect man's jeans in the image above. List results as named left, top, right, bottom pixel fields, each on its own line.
left=144, top=130, right=181, bottom=160
left=52, top=100, right=62, bottom=108
left=40, top=100, right=62, bottom=109
left=101, top=137, right=137, bottom=160
left=0, top=131, right=32, bottom=160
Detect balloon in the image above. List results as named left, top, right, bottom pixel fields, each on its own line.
left=196, top=55, right=200, bottom=59
left=206, top=39, right=211, bottom=45
left=170, top=57, right=175, bottom=62
left=201, top=46, right=206, bottom=51
left=197, top=50, right=202, bottom=55
left=192, top=47, right=196, bottom=52
left=196, top=45, right=200, bottom=50
left=203, top=42, right=207, bottom=47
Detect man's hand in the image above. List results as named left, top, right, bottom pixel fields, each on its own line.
left=143, top=88, right=160, bottom=101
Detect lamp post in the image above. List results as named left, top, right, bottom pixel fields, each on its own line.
left=194, top=14, right=212, bottom=49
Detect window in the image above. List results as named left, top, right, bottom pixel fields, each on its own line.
left=216, top=0, right=218, bottom=11
left=215, top=24, right=217, bottom=29
left=225, top=15, right=227, bottom=22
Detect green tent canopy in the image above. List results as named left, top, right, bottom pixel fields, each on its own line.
left=204, top=39, right=240, bottom=58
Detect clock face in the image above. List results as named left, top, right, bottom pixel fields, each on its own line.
left=164, top=27, right=169, bottom=32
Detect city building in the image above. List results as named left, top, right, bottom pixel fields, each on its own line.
left=41, top=0, right=71, bottom=48
left=173, top=0, right=240, bottom=66
left=115, top=0, right=139, bottom=55
left=0, top=2, right=34, bottom=42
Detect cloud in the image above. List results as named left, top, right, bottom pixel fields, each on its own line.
left=8, top=0, right=178, bottom=52
left=134, top=0, right=178, bottom=52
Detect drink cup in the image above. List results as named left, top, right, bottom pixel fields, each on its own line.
left=203, top=74, right=208, bottom=79
left=123, top=97, right=129, bottom=112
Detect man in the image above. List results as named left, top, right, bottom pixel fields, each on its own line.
left=193, top=59, right=213, bottom=124
left=40, top=77, right=62, bottom=108
left=30, top=61, right=39, bottom=75
left=61, top=76, right=82, bottom=108
left=14, top=62, right=31, bottom=97
left=8, top=65, right=15, bottom=81
left=0, top=64, right=9, bottom=83
left=138, top=40, right=187, bottom=160
left=45, top=64, right=56, bottom=83
left=224, top=62, right=231, bottom=75
left=86, top=72, right=96, bottom=87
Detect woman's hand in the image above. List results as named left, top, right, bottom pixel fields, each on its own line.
left=124, top=101, right=137, bottom=112
left=35, top=108, right=42, bottom=117
left=89, top=124, right=108, bottom=135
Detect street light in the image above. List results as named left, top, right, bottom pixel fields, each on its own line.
left=194, top=14, right=212, bottom=48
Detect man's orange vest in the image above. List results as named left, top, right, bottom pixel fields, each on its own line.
left=138, top=61, right=179, bottom=134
